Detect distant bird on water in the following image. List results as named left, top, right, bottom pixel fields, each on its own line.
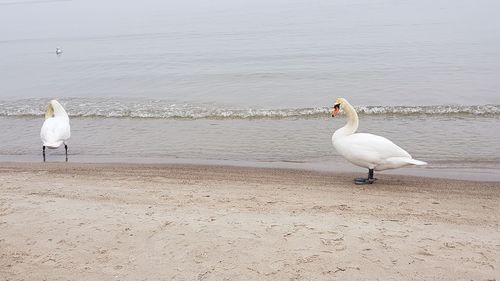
left=40, top=100, right=71, bottom=162
left=55, top=48, right=63, bottom=55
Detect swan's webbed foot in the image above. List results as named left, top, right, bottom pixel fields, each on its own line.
left=354, top=169, right=376, bottom=185
left=354, top=178, right=377, bottom=185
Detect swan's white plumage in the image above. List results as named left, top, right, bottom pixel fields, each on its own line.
left=332, top=98, right=426, bottom=171
left=40, top=100, right=70, bottom=148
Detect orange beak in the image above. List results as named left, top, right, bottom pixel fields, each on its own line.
left=331, top=104, right=340, bottom=117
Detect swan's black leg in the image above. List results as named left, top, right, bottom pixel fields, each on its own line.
left=354, top=169, right=377, bottom=185
left=65, top=144, right=68, bottom=162
left=43, top=146, right=46, bottom=162
left=368, top=169, right=374, bottom=180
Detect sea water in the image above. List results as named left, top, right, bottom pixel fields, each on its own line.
left=1, top=0, right=499, bottom=180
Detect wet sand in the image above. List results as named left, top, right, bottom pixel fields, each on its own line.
left=0, top=163, right=499, bottom=280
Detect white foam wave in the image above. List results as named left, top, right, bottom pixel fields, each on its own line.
left=0, top=98, right=498, bottom=119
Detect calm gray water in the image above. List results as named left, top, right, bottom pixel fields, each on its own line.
left=1, top=0, right=499, bottom=179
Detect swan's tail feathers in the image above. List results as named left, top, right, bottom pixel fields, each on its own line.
left=375, top=157, right=427, bottom=171
left=404, top=158, right=427, bottom=166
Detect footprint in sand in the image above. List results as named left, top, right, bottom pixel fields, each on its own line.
left=320, top=232, right=346, bottom=251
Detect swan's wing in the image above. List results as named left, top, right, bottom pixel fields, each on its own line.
left=40, top=117, right=70, bottom=146
left=341, top=133, right=411, bottom=160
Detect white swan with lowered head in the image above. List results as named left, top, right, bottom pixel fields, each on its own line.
left=40, top=100, right=70, bottom=162
left=331, top=98, right=426, bottom=184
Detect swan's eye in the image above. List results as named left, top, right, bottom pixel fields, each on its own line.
left=334, top=103, right=340, bottom=110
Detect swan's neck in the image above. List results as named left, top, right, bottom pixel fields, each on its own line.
left=332, top=101, right=359, bottom=141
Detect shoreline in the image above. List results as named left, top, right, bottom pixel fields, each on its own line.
left=0, top=158, right=499, bottom=182
left=1, top=161, right=499, bottom=189
left=1, top=162, right=499, bottom=280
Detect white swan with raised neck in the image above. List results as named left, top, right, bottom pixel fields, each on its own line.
left=331, top=98, right=426, bottom=184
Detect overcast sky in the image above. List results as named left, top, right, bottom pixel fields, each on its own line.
left=2, top=0, right=499, bottom=42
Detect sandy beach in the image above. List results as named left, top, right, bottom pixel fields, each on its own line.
left=0, top=163, right=498, bottom=280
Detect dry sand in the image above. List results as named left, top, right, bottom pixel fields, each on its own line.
left=0, top=163, right=499, bottom=281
